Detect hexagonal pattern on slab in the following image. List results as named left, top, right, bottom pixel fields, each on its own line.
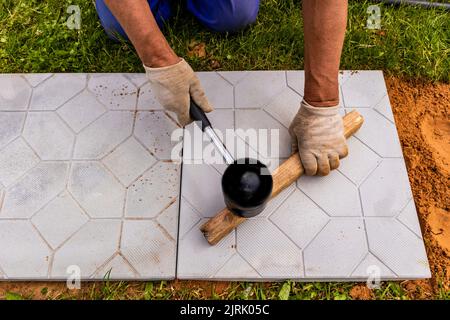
left=57, top=89, right=106, bottom=133
left=235, top=71, right=286, bottom=109
left=124, top=73, right=147, bottom=88
left=304, top=219, right=367, bottom=278
left=73, top=111, right=134, bottom=159
left=1, top=162, right=69, bottom=218
left=196, top=72, right=234, bottom=108
left=102, top=137, right=157, bottom=186
left=350, top=253, right=396, bottom=279
left=374, top=94, right=395, bottom=123
left=177, top=219, right=236, bottom=279
left=68, top=162, right=125, bottom=218
left=31, top=192, right=89, bottom=249
left=0, top=112, right=26, bottom=148
left=360, top=158, right=412, bottom=217
left=93, top=254, right=137, bottom=279
left=237, top=219, right=304, bottom=278
left=23, top=112, right=75, bottom=160
left=178, top=70, right=428, bottom=281
left=0, top=72, right=428, bottom=281
left=270, top=189, right=329, bottom=249
left=235, top=109, right=291, bottom=158
left=341, top=71, right=387, bottom=108
left=338, top=137, right=381, bottom=185
left=23, top=73, right=52, bottom=87
left=0, top=220, right=51, bottom=278
left=88, top=74, right=137, bottom=110
left=353, top=108, right=403, bottom=157
left=51, top=220, right=121, bottom=278
left=254, top=183, right=295, bottom=218
left=156, top=200, right=179, bottom=240
left=178, top=198, right=202, bottom=239
left=180, top=163, right=224, bottom=218
left=120, top=220, right=176, bottom=279
left=136, top=82, right=163, bottom=110
left=121, top=220, right=176, bottom=279
left=263, top=87, right=301, bottom=128
left=397, top=199, right=423, bottom=238
left=297, top=170, right=362, bottom=217
left=217, top=71, right=249, bottom=85
left=30, top=74, right=86, bottom=110
left=0, top=138, right=39, bottom=187
left=0, top=75, right=32, bottom=110
left=365, top=218, right=430, bottom=278
left=125, top=161, right=180, bottom=218
left=286, top=71, right=305, bottom=96
left=213, top=254, right=260, bottom=280
left=0, top=73, right=183, bottom=280
left=134, top=111, right=180, bottom=160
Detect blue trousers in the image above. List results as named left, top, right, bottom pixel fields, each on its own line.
left=95, top=0, right=260, bottom=39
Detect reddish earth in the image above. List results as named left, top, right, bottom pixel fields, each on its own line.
left=384, top=76, right=449, bottom=299
left=0, top=76, right=448, bottom=300
left=349, top=284, right=374, bottom=300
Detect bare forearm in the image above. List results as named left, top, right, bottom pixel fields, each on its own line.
left=303, top=0, right=348, bottom=107
left=104, top=0, right=179, bottom=67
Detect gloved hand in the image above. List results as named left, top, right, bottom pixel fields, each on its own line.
left=144, top=58, right=213, bottom=126
left=289, top=100, right=348, bottom=176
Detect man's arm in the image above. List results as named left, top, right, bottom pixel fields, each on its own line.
left=104, top=0, right=179, bottom=67
left=303, top=0, right=347, bottom=107
left=103, top=0, right=213, bottom=125
left=289, top=0, right=349, bottom=176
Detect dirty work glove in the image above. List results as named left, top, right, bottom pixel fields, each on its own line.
left=144, top=58, right=213, bottom=126
left=289, top=100, right=348, bottom=176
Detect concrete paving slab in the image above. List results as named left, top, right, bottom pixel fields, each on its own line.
left=177, top=71, right=429, bottom=280
left=0, top=74, right=180, bottom=280
left=0, top=71, right=429, bottom=281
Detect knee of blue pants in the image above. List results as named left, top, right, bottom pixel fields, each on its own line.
left=187, top=0, right=260, bottom=32
left=94, top=0, right=172, bottom=40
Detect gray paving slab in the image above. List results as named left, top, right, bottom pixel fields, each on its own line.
left=0, top=71, right=430, bottom=281
left=0, top=75, right=32, bottom=110
left=177, top=70, right=430, bottom=280
left=0, top=74, right=180, bottom=280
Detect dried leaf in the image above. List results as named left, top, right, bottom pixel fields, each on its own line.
left=187, top=42, right=206, bottom=58
left=209, top=59, right=221, bottom=69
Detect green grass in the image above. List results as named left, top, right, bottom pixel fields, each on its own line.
left=0, top=0, right=449, bottom=81
left=0, top=0, right=449, bottom=300
left=5, top=280, right=443, bottom=300
left=2, top=273, right=449, bottom=300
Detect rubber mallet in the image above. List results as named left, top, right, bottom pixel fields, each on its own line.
left=200, top=110, right=364, bottom=245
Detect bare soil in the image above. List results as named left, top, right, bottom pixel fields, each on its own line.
left=349, top=284, right=374, bottom=300
left=0, top=76, right=448, bottom=300
left=384, top=76, right=449, bottom=298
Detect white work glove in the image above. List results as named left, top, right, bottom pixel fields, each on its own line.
left=289, top=100, right=348, bottom=176
left=144, top=58, right=213, bottom=126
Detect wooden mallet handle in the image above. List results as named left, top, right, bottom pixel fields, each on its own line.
left=200, top=110, right=364, bottom=245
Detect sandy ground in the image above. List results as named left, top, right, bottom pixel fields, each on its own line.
left=378, top=76, right=449, bottom=299
left=0, top=76, right=448, bottom=300
left=350, top=76, right=449, bottom=299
